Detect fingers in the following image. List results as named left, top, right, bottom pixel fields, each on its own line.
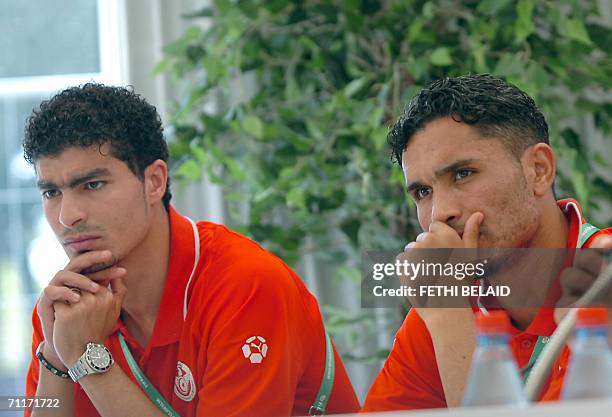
left=462, top=212, right=484, bottom=248
left=428, top=221, right=453, bottom=235
left=50, top=270, right=102, bottom=292
left=85, top=266, right=127, bottom=283
left=573, top=249, right=606, bottom=277
left=110, top=277, right=128, bottom=310
left=560, top=267, right=595, bottom=299
left=64, top=250, right=116, bottom=274
left=42, top=261, right=126, bottom=308
left=42, top=279, right=83, bottom=306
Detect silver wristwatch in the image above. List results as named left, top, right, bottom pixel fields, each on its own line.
left=68, top=342, right=114, bottom=382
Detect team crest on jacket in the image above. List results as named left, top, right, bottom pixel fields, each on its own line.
left=174, top=361, right=196, bottom=401
left=242, top=336, right=268, bottom=364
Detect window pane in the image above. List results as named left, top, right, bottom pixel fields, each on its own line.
left=0, top=0, right=100, bottom=77
left=0, top=94, right=46, bottom=190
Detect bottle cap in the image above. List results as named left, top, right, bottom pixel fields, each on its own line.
left=576, top=307, right=609, bottom=327
left=476, top=311, right=510, bottom=334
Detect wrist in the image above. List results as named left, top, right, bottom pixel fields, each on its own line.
left=419, top=308, right=476, bottom=333
left=42, top=343, right=69, bottom=372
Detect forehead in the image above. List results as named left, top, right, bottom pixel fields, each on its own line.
left=35, top=143, right=122, bottom=179
left=401, top=118, right=513, bottom=179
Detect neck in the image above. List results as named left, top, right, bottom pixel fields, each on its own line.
left=500, top=199, right=570, bottom=330
left=526, top=198, right=569, bottom=248
left=119, top=204, right=170, bottom=345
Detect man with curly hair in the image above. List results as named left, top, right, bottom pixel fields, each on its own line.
left=23, top=83, right=359, bottom=417
left=362, top=74, right=612, bottom=411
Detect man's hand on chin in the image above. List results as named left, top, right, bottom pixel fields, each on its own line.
left=52, top=276, right=127, bottom=368
left=398, top=212, right=483, bottom=407
left=400, top=211, right=483, bottom=322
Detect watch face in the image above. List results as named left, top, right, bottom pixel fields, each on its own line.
left=86, top=344, right=113, bottom=371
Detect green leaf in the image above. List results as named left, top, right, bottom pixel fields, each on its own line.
left=493, top=53, right=524, bottom=76
left=305, top=119, right=325, bottom=141
left=477, top=0, right=512, bottom=15
left=176, top=159, right=202, bottom=180
left=286, top=187, right=306, bottom=209
left=242, top=115, right=264, bottom=139
left=593, top=152, right=607, bottom=168
left=151, top=58, right=172, bottom=76
left=565, top=18, right=593, bottom=45
left=429, top=47, right=452, bottom=66
left=514, top=0, right=534, bottom=43
left=344, top=78, right=368, bottom=98
left=182, top=7, right=214, bottom=19
left=422, top=2, right=434, bottom=19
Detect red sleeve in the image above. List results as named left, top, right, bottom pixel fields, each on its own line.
left=362, top=309, right=446, bottom=412
left=193, top=248, right=358, bottom=416
left=24, top=302, right=43, bottom=417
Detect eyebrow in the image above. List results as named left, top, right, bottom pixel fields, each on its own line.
left=37, top=168, right=112, bottom=190
left=406, top=159, right=478, bottom=193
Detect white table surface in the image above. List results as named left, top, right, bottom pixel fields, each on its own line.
left=332, top=399, right=612, bottom=417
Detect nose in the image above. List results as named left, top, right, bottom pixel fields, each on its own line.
left=58, top=193, right=87, bottom=228
left=430, top=190, right=461, bottom=227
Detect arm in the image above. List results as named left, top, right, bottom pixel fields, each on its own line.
left=76, top=366, right=165, bottom=417
left=397, top=212, right=483, bottom=408
left=422, top=309, right=477, bottom=407
left=362, top=308, right=447, bottom=411
left=31, top=345, right=74, bottom=417
left=193, top=257, right=314, bottom=416
left=51, top=277, right=166, bottom=417
left=28, top=250, right=126, bottom=417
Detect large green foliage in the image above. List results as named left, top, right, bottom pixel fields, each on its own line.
left=160, top=0, right=611, bottom=338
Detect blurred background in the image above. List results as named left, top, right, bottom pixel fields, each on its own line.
left=0, top=0, right=610, bottom=407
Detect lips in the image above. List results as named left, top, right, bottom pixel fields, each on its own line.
left=63, top=236, right=101, bottom=252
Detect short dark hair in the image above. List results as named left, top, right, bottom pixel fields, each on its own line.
left=23, top=83, right=171, bottom=209
left=388, top=74, right=549, bottom=166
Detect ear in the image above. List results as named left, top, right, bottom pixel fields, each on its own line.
left=143, top=160, right=168, bottom=205
left=521, top=143, right=556, bottom=197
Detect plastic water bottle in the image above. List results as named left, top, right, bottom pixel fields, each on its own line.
left=561, top=307, right=612, bottom=400
left=462, top=311, right=527, bottom=407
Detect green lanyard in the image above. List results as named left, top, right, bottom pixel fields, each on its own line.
left=309, top=330, right=335, bottom=415
left=521, top=336, right=549, bottom=384
left=521, top=221, right=600, bottom=385
left=119, top=329, right=335, bottom=416
left=118, top=332, right=182, bottom=417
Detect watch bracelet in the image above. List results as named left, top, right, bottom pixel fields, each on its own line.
left=36, top=342, right=70, bottom=379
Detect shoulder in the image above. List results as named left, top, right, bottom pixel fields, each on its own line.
left=197, top=221, right=303, bottom=287
left=189, top=221, right=316, bottom=314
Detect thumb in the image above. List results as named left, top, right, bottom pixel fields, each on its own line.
left=463, top=212, right=484, bottom=248
left=110, top=276, right=127, bottom=304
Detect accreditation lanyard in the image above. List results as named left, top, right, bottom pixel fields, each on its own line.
left=520, top=221, right=600, bottom=385
left=118, top=332, right=182, bottom=417
left=520, top=335, right=549, bottom=384
left=119, top=329, right=335, bottom=417
left=308, top=329, right=335, bottom=415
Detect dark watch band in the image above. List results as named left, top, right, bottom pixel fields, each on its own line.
left=36, top=342, right=70, bottom=379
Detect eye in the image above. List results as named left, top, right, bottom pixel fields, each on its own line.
left=455, top=169, right=473, bottom=181
left=42, top=189, right=60, bottom=199
left=85, top=181, right=105, bottom=190
left=415, top=187, right=431, bottom=200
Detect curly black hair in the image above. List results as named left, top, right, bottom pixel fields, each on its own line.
left=388, top=74, right=549, bottom=166
left=23, top=83, right=171, bottom=209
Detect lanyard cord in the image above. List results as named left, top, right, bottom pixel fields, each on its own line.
left=118, top=332, right=181, bottom=417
